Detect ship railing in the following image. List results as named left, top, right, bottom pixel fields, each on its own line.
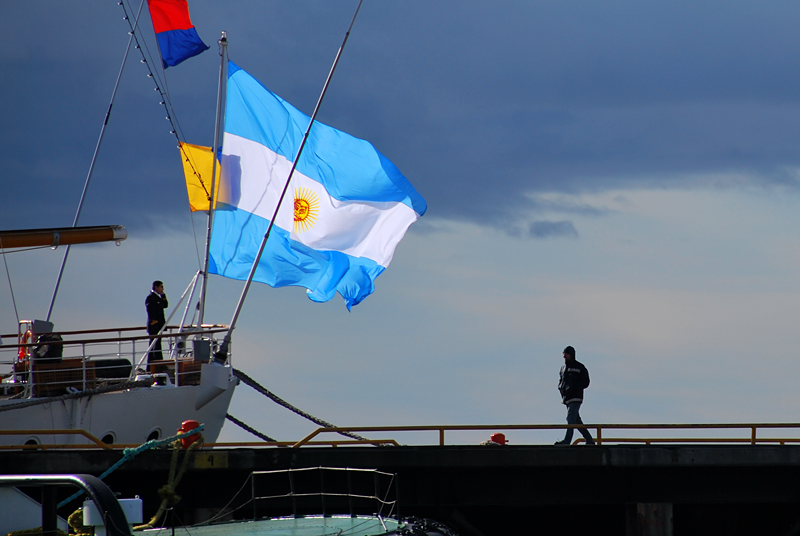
left=249, top=467, right=398, bottom=521
left=0, top=324, right=228, bottom=397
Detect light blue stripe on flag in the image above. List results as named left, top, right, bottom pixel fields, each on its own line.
left=210, top=207, right=384, bottom=307
left=209, top=62, right=424, bottom=309
left=225, top=62, right=427, bottom=215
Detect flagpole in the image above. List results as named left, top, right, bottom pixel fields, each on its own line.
left=197, top=32, right=228, bottom=327
left=213, top=0, right=364, bottom=364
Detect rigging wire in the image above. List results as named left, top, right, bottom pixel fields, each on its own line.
left=0, top=245, right=56, bottom=255
left=45, top=0, right=149, bottom=323
left=190, top=474, right=254, bottom=526
left=47, top=0, right=200, bottom=321
left=0, top=237, right=20, bottom=326
left=215, top=0, right=366, bottom=364
left=119, top=0, right=212, bottom=272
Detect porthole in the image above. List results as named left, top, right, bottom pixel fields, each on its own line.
left=147, top=429, right=161, bottom=442
left=101, top=433, right=115, bottom=445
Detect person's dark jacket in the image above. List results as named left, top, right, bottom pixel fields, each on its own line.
left=145, top=291, right=168, bottom=335
left=558, top=359, right=590, bottom=404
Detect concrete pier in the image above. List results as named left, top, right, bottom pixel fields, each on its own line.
left=3, top=444, right=800, bottom=535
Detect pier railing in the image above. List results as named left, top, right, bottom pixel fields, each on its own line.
left=6, top=423, right=800, bottom=450
left=285, top=423, right=800, bottom=448
left=0, top=429, right=113, bottom=450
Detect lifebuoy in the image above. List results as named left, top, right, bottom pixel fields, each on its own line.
left=18, top=330, right=32, bottom=361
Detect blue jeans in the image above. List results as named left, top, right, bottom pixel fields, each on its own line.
left=563, top=401, right=594, bottom=444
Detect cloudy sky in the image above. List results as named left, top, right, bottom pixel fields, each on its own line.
left=3, top=1, right=800, bottom=444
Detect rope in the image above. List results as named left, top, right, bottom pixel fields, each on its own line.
left=0, top=379, right=153, bottom=412
left=4, top=528, right=69, bottom=536
left=135, top=435, right=204, bottom=529
left=67, top=508, right=92, bottom=536
left=226, top=413, right=277, bottom=442
left=57, top=424, right=205, bottom=509
left=232, top=368, right=371, bottom=442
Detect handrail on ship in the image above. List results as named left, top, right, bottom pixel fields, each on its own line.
left=0, top=324, right=231, bottom=396
left=1, top=323, right=228, bottom=338
left=0, top=325, right=229, bottom=349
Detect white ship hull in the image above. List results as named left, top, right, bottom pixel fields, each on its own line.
left=0, top=366, right=237, bottom=447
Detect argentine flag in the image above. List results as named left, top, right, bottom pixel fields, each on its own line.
left=209, top=62, right=427, bottom=309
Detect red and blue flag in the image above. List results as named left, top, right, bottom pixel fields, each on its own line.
left=147, top=0, right=209, bottom=68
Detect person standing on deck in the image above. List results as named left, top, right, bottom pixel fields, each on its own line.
left=555, top=346, right=595, bottom=445
left=145, top=280, right=168, bottom=366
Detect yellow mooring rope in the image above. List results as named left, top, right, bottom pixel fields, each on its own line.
left=66, top=508, right=92, bottom=536
left=4, top=528, right=69, bottom=536
left=134, top=434, right=204, bottom=530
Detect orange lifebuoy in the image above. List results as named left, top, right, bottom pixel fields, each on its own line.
left=18, top=330, right=32, bottom=361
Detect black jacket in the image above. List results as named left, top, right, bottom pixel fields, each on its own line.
left=145, top=291, right=168, bottom=335
left=558, top=359, right=590, bottom=405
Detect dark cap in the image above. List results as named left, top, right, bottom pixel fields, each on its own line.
left=563, top=346, right=575, bottom=358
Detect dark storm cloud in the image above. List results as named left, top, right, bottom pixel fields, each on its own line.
left=313, top=1, right=800, bottom=230
left=3, top=1, right=800, bottom=238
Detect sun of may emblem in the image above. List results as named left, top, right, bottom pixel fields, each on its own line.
left=293, top=187, right=320, bottom=233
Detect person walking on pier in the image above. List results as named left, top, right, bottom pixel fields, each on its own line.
left=555, top=345, right=595, bottom=445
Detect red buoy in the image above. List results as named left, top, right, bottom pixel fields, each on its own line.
left=489, top=433, right=507, bottom=445
left=178, top=420, right=201, bottom=449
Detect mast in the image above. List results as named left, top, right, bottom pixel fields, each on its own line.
left=197, top=32, right=228, bottom=326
